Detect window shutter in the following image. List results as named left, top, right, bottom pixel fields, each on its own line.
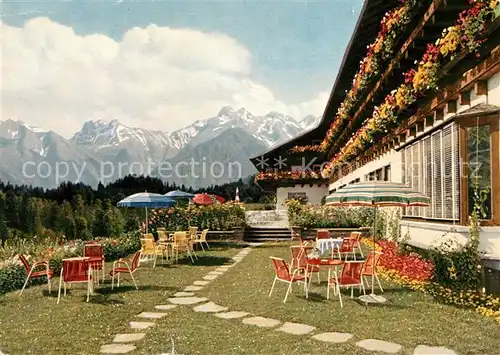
left=424, top=137, right=433, bottom=218
left=432, top=131, right=443, bottom=219
left=442, top=124, right=453, bottom=219
left=412, top=143, right=420, bottom=217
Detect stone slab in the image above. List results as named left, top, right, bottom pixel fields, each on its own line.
left=208, top=271, right=224, bottom=275
left=214, top=311, right=250, bottom=319
left=155, top=304, right=177, bottom=310
left=277, top=322, right=316, bottom=335
left=242, top=316, right=280, bottom=328
left=184, top=285, right=203, bottom=291
left=193, top=301, right=229, bottom=313
left=215, top=267, right=228, bottom=272
left=100, top=344, right=136, bottom=354
left=193, top=280, right=210, bottom=286
left=312, top=332, right=354, bottom=343
left=413, top=346, right=457, bottom=355
left=129, top=321, right=155, bottom=330
left=202, top=274, right=219, bottom=281
left=174, top=292, right=195, bottom=297
left=136, top=312, right=168, bottom=319
left=167, top=297, right=208, bottom=305
left=113, top=333, right=146, bottom=343
left=357, top=339, right=402, bottom=354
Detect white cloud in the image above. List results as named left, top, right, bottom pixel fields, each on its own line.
left=1, top=17, right=328, bottom=137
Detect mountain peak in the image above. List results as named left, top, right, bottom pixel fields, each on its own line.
left=218, top=106, right=236, bottom=117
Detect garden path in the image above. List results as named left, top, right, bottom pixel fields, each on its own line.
left=99, top=243, right=459, bottom=355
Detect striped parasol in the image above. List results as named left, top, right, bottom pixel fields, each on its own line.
left=325, top=181, right=430, bottom=304
left=325, top=181, right=430, bottom=207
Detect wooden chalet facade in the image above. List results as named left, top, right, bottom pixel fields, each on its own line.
left=250, top=0, right=500, bottom=264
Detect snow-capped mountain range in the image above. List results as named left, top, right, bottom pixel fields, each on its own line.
left=72, top=106, right=318, bottom=152
left=0, top=106, right=320, bottom=188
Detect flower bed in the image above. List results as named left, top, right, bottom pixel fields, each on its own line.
left=286, top=199, right=374, bottom=229
left=323, top=0, right=498, bottom=173
left=254, top=171, right=325, bottom=185
left=318, top=0, right=417, bottom=153
left=148, top=203, right=245, bottom=233
left=363, top=238, right=500, bottom=323
left=0, top=232, right=140, bottom=295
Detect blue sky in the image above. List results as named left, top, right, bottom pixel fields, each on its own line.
left=1, top=0, right=362, bottom=135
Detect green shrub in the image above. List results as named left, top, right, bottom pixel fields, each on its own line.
left=149, top=203, right=245, bottom=233
left=286, top=199, right=374, bottom=229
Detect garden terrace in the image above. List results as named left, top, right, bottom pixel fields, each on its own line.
left=1, top=242, right=499, bottom=354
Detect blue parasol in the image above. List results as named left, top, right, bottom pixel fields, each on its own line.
left=117, top=192, right=175, bottom=233
left=164, top=190, right=195, bottom=199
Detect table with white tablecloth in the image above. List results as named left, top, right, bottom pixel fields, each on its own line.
left=315, top=238, right=342, bottom=255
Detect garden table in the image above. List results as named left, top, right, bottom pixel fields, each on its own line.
left=306, top=258, right=344, bottom=296
left=316, top=238, right=342, bottom=255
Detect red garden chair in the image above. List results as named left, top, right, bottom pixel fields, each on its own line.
left=316, top=229, right=330, bottom=239
left=110, top=251, right=141, bottom=290
left=84, top=244, right=105, bottom=284
left=268, top=257, right=309, bottom=303
left=362, top=250, right=384, bottom=292
left=349, top=231, right=364, bottom=257
left=18, top=254, right=53, bottom=296
left=57, top=258, right=93, bottom=304
left=333, top=237, right=357, bottom=261
left=290, top=245, right=320, bottom=286
left=327, top=261, right=366, bottom=307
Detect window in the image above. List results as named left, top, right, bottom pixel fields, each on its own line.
left=365, top=166, right=391, bottom=182
left=287, top=192, right=306, bottom=200
left=402, top=123, right=460, bottom=220
left=459, top=114, right=499, bottom=225
left=384, top=165, right=391, bottom=181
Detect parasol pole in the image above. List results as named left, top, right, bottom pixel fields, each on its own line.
left=145, top=207, right=148, bottom=234
left=372, top=205, right=377, bottom=295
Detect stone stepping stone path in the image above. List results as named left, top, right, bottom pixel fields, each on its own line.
left=155, top=305, right=177, bottom=311
left=113, top=333, right=146, bottom=343
left=129, top=321, right=155, bottom=330
left=413, top=345, right=457, bottom=355
left=356, top=339, right=402, bottom=354
left=174, top=291, right=195, bottom=297
left=100, top=344, right=136, bottom=354
left=100, top=245, right=460, bottom=355
left=242, top=316, right=281, bottom=328
left=312, top=332, right=353, bottom=343
left=193, top=280, right=210, bottom=286
left=214, top=311, right=249, bottom=319
left=99, top=248, right=253, bottom=354
left=208, top=271, right=224, bottom=275
left=136, top=312, right=169, bottom=319
left=277, top=322, right=316, bottom=335
left=167, top=297, right=208, bottom=305
left=193, top=302, right=229, bottom=313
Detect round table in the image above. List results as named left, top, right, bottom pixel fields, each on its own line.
left=306, top=258, right=344, bottom=294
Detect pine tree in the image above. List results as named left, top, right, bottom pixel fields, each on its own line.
left=0, top=192, right=9, bottom=246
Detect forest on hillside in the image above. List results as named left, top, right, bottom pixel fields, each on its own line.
left=0, top=175, right=269, bottom=245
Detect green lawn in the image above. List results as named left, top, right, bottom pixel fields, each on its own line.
left=1, top=242, right=499, bottom=355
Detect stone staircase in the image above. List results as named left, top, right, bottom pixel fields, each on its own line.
left=244, top=210, right=292, bottom=242
left=243, top=227, right=293, bottom=242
